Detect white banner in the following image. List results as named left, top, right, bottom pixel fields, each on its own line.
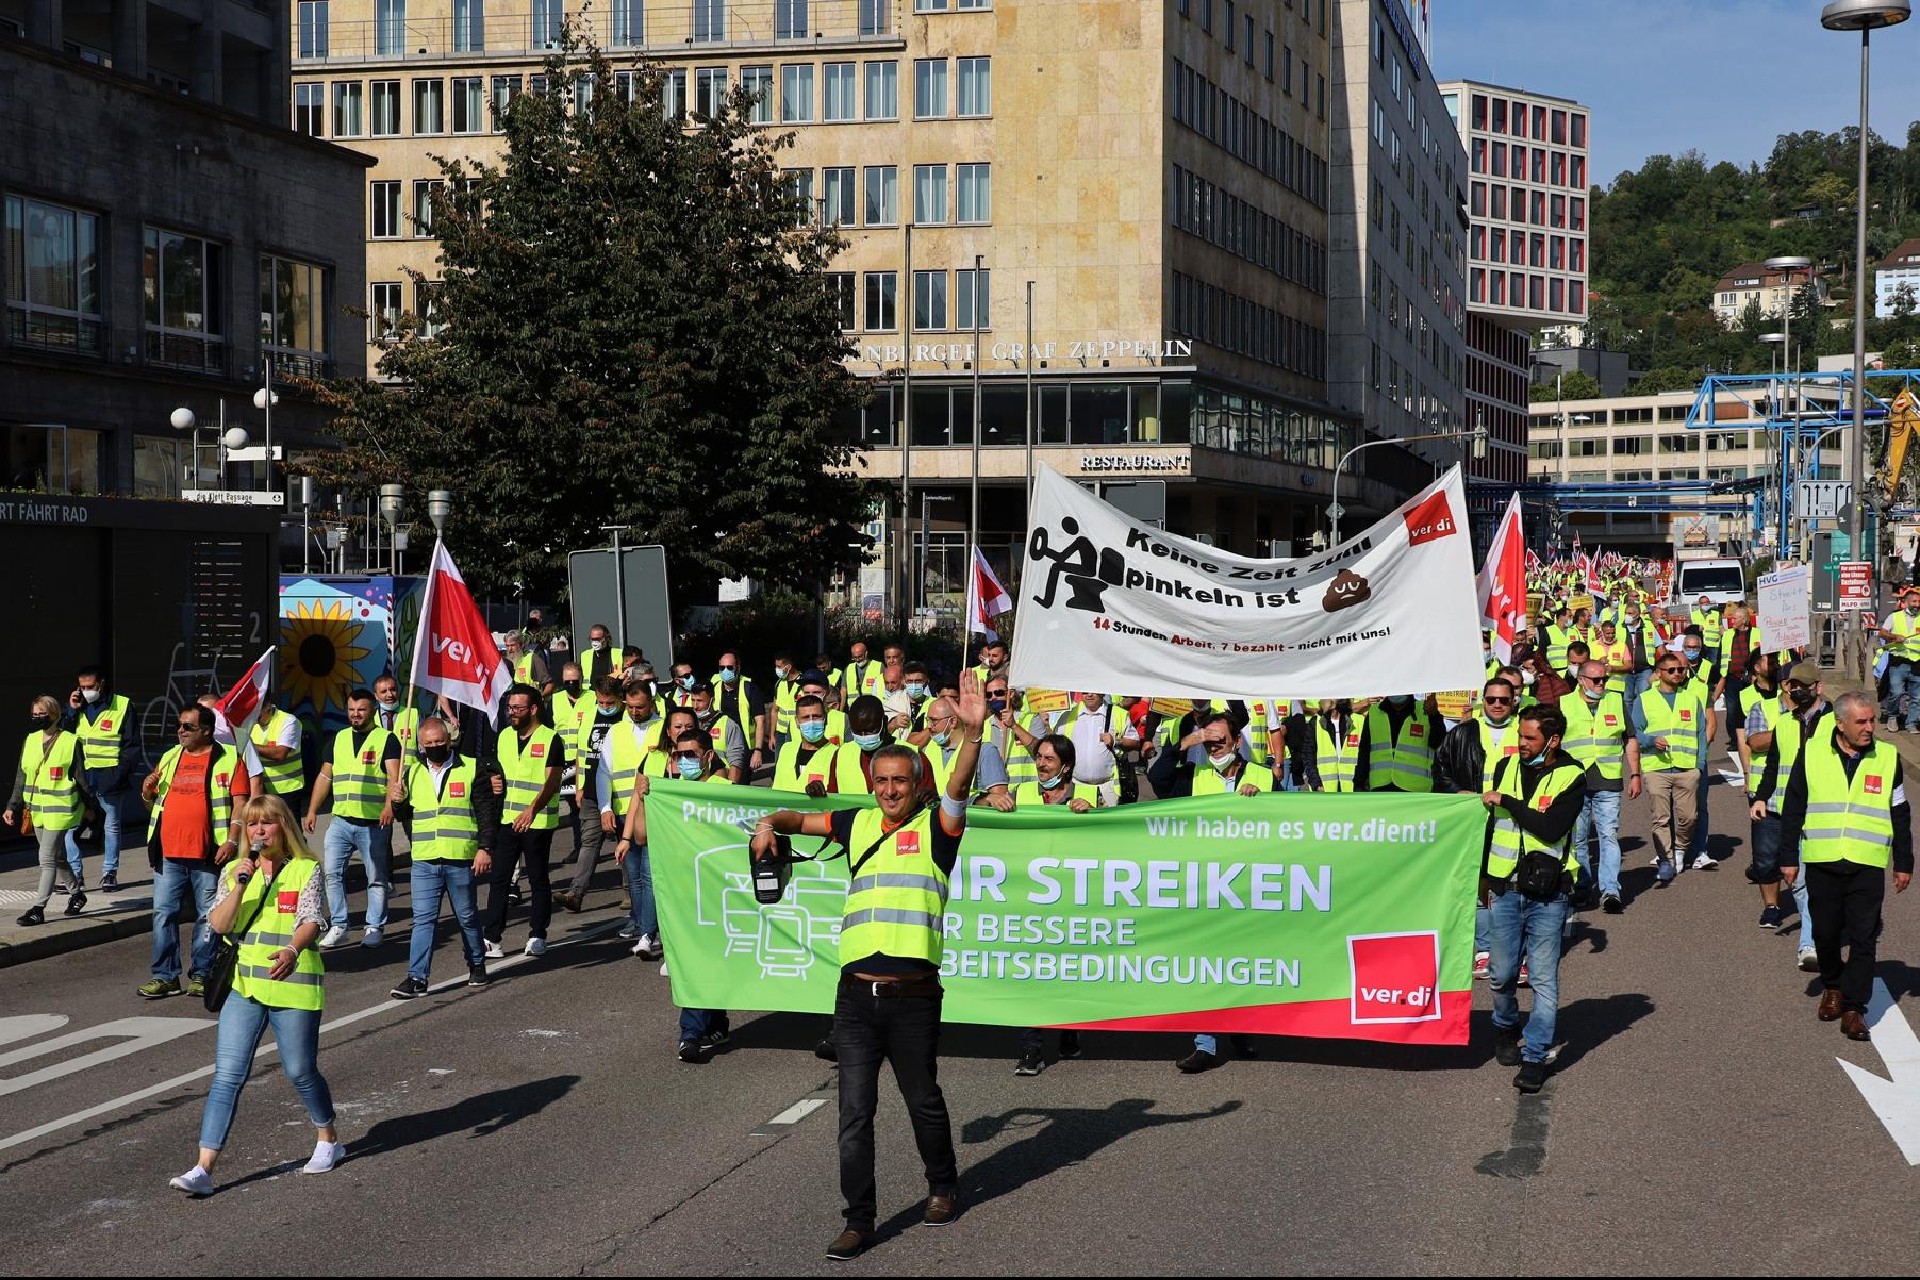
left=1007, top=465, right=1486, bottom=700
left=1757, top=563, right=1812, bottom=652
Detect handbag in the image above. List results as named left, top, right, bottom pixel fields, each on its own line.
left=203, top=863, right=284, bottom=1014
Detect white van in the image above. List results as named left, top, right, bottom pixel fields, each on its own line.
left=1674, top=558, right=1746, bottom=606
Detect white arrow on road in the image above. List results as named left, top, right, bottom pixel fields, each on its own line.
left=1837, top=978, right=1920, bottom=1165
left=0, top=1016, right=212, bottom=1098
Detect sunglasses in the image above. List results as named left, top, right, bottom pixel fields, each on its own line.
left=987, top=688, right=1009, bottom=697
left=1483, top=696, right=1514, bottom=705
left=718, top=665, right=737, bottom=672
left=175, top=722, right=200, bottom=732
left=671, top=749, right=702, bottom=761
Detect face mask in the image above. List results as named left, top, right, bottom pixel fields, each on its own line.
left=852, top=731, right=883, bottom=752
left=676, top=756, right=704, bottom=780
left=562, top=680, right=580, bottom=697
left=590, top=639, right=607, bottom=651
left=378, top=698, right=400, bottom=713
left=1040, top=772, right=1066, bottom=790
left=906, top=682, right=926, bottom=699
left=775, top=667, right=790, bottom=681
left=1790, top=686, right=1816, bottom=708
left=1208, top=749, right=1236, bottom=771
left=30, top=714, right=52, bottom=730
left=422, top=744, right=452, bottom=764
left=1387, top=694, right=1412, bottom=706
left=989, top=697, right=1008, bottom=715
left=932, top=729, right=951, bottom=746
left=799, top=720, right=827, bottom=743
left=1525, top=749, right=1549, bottom=767
left=678, top=675, right=696, bottom=690
left=81, top=688, right=102, bottom=705
left=1522, top=670, right=1537, bottom=686
left=718, top=668, right=737, bottom=684
left=1684, top=649, right=1701, bottom=663
left=695, top=709, right=715, bottom=727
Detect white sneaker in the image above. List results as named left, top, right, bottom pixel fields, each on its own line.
left=631, top=932, right=663, bottom=960
left=1798, top=947, right=1820, bottom=973
left=302, top=1140, right=347, bottom=1174
left=524, top=937, right=547, bottom=957
left=659, top=958, right=669, bottom=977
left=318, top=925, right=350, bottom=949
left=482, top=939, right=504, bottom=960
left=361, top=927, right=384, bottom=948
left=1689, top=853, right=1716, bottom=871
left=168, top=1165, right=214, bottom=1197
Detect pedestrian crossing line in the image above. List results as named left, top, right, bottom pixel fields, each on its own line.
left=750, top=1095, right=831, bottom=1137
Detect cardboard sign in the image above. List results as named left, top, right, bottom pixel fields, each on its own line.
left=1022, top=688, right=1071, bottom=715
left=1150, top=697, right=1194, bottom=719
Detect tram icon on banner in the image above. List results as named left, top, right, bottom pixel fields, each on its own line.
left=691, top=837, right=848, bottom=979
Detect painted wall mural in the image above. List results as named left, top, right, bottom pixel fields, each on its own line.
left=277, top=575, right=424, bottom=734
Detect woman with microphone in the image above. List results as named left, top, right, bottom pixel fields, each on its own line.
left=168, top=793, right=342, bottom=1196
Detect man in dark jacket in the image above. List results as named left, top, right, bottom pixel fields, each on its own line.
left=61, top=665, right=143, bottom=893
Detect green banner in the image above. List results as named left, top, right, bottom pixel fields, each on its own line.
left=647, top=781, right=1485, bottom=1045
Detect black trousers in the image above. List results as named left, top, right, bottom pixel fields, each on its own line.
left=1806, top=860, right=1886, bottom=1014
left=834, top=976, right=957, bottom=1231
left=485, top=825, right=554, bottom=943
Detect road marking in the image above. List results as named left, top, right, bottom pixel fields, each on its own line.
left=0, top=1016, right=214, bottom=1098
left=751, top=1095, right=830, bottom=1137
left=0, top=920, right=626, bottom=1156
left=1474, top=1084, right=1554, bottom=1179
left=0, top=1015, right=69, bottom=1048
left=1836, top=977, right=1920, bottom=1165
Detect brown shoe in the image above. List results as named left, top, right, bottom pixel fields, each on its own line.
left=1818, top=988, right=1845, bottom=1022
left=554, top=890, right=583, bottom=914
left=924, top=1194, right=957, bottom=1226
left=1842, top=1010, right=1872, bottom=1042
left=826, top=1228, right=873, bottom=1261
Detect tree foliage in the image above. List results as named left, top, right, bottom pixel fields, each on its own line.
left=304, top=33, right=880, bottom=602
left=1529, top=369, right=1602, bottom=402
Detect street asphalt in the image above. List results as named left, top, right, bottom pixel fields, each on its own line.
left=4, top=738, right=1920, bottom=1275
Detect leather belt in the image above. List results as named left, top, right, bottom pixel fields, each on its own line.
left=846, top=972, right=941, bottom=998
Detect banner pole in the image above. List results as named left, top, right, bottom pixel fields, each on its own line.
left=402, top=538, right=437, bottom=725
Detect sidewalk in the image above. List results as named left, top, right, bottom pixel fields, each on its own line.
left=0, top=839, right=156, bottom=970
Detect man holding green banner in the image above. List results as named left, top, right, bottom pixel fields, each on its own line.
left=749, top=671, right=989, bottom=1262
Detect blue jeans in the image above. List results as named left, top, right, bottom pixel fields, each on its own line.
left=65, top=787, right=143, bottom=880
left=322, top=819, right=391, bottom=930
left=1488, top=888, right=1570, bottom=1065
left=1885, top=662, right=1920, bottom=730
left=1689, top=759, right=1711, bottom=858
left=1475, top=905, right=1490, bottom=956
left=625, top=841, right=657, bottom=936
left=151, top=858, right=219, bottom=982
left=407, top=859, right=485, bottom=982
left=1624, top=669, right=1653, bottom=705
left=679, top=1007, right=728, bottom=1041
left=1571, top=788, right=1623, bottom=897
left=1790, top=871, right=1815, bottom=951
left=197, top=993, right=333, bottom=1151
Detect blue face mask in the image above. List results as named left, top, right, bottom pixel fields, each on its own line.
left=799, top=720, right=827, bottom=743
left=853, top=732, right=883, bottom=752
left=906, top=681, right=926, bottom=699
left=676, top=756, right=703, bottom=780
left=988, top=697, right=1008, bottom=715
left=932, top=729, right=951, bottom=746
left=1525, top=749, right=1549, bottom=767
left=1041, top=772, right=1066, bottom=790
left=678, top=675, right=696, bottom=690
left=717, top=668, right=737, bottom=684
left=1683, top=649, right=1701, bottom=663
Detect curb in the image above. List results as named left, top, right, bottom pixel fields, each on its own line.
left=0, top=908, right=153, bottom=971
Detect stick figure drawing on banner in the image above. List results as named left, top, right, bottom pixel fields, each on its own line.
left=1028, top=518, right=1119, bottom=614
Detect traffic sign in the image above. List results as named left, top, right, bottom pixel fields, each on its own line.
left=181, top=489, right=285, bottom=506
left=1797, top=480, right=1854, bottom=521
left=1327, top=502, right=1346, bottom=520
left=1838, top=561, right=1874, bottom=611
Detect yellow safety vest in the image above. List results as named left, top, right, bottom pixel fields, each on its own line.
left=1690, top=609, right=1724, bottom=652
left=1012, top=779, right=1101, bottom=806
left=20, top=730, right=83, bottom=830
left=1363, top=704, right=1435, bottom=792
left=1800, top=739, right=1900, bottom=868
left=840, top=660, right=884, bottom=701
left=1486, top=757, right=1583, bottom=881
left=226, top=856, right=325, bottom=1011
left=1477, top=716, right=1522, bottom=790
left=548, top=690, right=591, bottom=748
left=250, top=709, right=304, bottom=796
left=1888, top=610, right=1920, bottom=662
left=383, top=707, right=421, bottom=753
left=601, top=718, right=662, bottom=817
left=1560, top=692, right=1626, bottom=781
left=146, top=744, right=239, bottom=849
left=1637, top=687, right=1705, bottom=772
left=771, top=677, right=801, bottom=740
left=1048, top=703, right=1130, bottom=785
left=986, top=722, right=1037, bottom=788
left=1762, top=703, right=1827, bottom=813
left=328, top=727, right=394, bottom=821
left=709, top=676, right=757, bottom=739
left=1190, top=760, right=1274, bottom=795
left=405, top=756, right=479, bottom=861
left=1544, top=624, right=1573, bottom=670
left=838, top=806, right=949, bottom=967
left=1313, top=717, right=1362, bottom=792
left=832, top=743, right=879, bottom=795
left=511, top=653, right=541, bottom=686
left=496, top=726, right=562, bottom=829
left=773, top=741, right=838, bottom=792
left=74, top=693, right=132, bottom=771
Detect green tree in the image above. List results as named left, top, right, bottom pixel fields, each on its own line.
left=1530, top=369, right=1603, bottom=402
left=1631, top=366, right=1700, bottom=395
left=305, top=35, right=879, bottom=602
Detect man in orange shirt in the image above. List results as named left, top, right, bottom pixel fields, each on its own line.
left=138, top=704, right=249, bottom=999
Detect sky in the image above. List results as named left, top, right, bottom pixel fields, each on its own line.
left=1430, top=0, right=1920, bottom=185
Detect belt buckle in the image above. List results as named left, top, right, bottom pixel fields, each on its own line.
left=871, top=980, right=887, bottom=998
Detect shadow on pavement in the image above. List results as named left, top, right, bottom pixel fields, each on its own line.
left=1544, top=992, right=1654, bottom=1074
left=349, top=1074, right=581, bottom=1160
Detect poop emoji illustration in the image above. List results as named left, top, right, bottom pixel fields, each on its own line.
left=1322, top=569, right=1373, bottom=613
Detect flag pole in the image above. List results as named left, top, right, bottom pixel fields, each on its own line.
left=401, top=537, right=439, bottom=731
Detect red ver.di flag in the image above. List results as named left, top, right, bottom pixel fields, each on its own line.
left=410, top=539, right=511, bottom=719
left=1476, top=493, right=1525, bottom=663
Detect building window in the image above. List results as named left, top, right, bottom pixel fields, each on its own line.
left=1243, top=14, right=1254, bottom=62
left=413, top=77, right=444, bottom=133
left=371, top=281, right=402, bottom=341
left=1224, top=0, right=1235, bottom=48
left=864, top=165, right=897, bottom=224
left=531, top=0, right=562, bottom=47
left=370, top=79, right=400, bottom=134
left=416, top=281, right=443, bottom=338
left=696, top=66, right=728, bottom=116
left=864, top=60, right=897, bottom=118
left=490, top=75, right=522, bottom=128
left=956, top=56, right=990, bottom=116
left=453, top=0, right=485, bottom=50
left=333, top=81, right=364, bottom=135
left=449, top=76, right=484, bottom=131
left=298, top=0, right=329, bottom=57
left=412, top=179, right=443, bottom=236
left=913, top=58, right=947, bottom=118
left=661, top=68, right=686, bottom=117
left=955, top=163, right=990, bottom=223
left=957, top=0, right=988, bottom=9
left=826, top=271, right=855, bottom=329
left=823, top=62, right=856, bottom=120
left=740, top=65, right=774, bottom=122
left=1264, top=31, right=1273, bottom=79
left=913, top=163, right=947, bottom=224
left=259, top=255, right=330, bottom=375
left=913, top=269, right=947, bottom=329
left=864, top=270, right=896, bottom=329
left=142, top=226, right=226, bottom=372
left=859, top=0, right=887, bottom=35
left=955, top=266, right=988, bottom=330
left=784, top=168, right=815, bottom=224
left=693, top=0, right=724, bottom=42
left=821, top=166, right=856, bottom=225
left=4, top=195, right=104, bottom=355
left=375, top=0, right=404, bottom=55
left=916, top=0, right=948, bottom=10
left=776, top=0, right=808, bottom=39
left=293, top=82, right=325, bottom=135
left=779, top=64, right=813, bottom=121
left=371, top=180, right=401, bottom=237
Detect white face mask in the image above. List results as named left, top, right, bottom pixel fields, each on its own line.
left=81, top=688, right=102, bottom=704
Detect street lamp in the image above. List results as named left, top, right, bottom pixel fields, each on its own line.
left=1823, top=0, right=1909, bottom=671
left=252, top=368, right=280, bottom=497
left=427, top=489, right=453, bottom=537
left=379, top=483, right=405, bottom=575
left=1760, top=329, right=1792, bottom=554
left=169, top=407, right=201, bottom=494
left=1329, top=422, right=1488, bottom=544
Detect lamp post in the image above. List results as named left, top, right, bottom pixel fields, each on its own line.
left=899, top=221, right=914, bottom=633
left=1765, top=255, right=1812, bottom=557
left=1024, top=279, right=1036, bottom=515
left=378, top=483, right=405, bottom=576
left=1760, top=330, right=1790, bottom=554
left=252, top=358, right=279, bottom=496
left=427, top=489, right=453, bottom=537
left=169, top=407, right=200, bottom=495
left=1330, top=423, right=1489, bottom=544
left=1823, top=0, right=1909, bottom=672
left=969, top=252, right=984, bottom=571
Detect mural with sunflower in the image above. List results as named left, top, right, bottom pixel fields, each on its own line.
left=277, top=576, right=425, bottom=733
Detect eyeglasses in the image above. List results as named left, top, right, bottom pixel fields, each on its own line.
left=1657, top=666, right=1685, bottom=675
left=1579, top=673, right=1604, bottom=682
left=987, top=688, right=1009, bottom=697
left=671, top=749, right=702, bottom=761
left=1482, top=696, right=1514, bottom=705
left=175, top=722, right=199, bottom=733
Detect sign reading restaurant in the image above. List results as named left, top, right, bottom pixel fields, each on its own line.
left=1068, top=451, right=1192, bottom=476
left=858, top=338, right=1195, bottom=365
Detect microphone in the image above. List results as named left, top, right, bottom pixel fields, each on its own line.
left=236, top=837, right=265, bottom=885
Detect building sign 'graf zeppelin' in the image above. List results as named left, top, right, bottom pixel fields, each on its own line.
left=860, top=339, right=1195, bottom=365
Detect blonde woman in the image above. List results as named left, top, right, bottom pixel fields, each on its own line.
left=169, top=794, right=344, bottom=1196
left=3, top=695, right=91, bottom=924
